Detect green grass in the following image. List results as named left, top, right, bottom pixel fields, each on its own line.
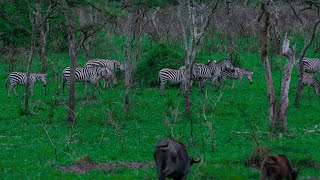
left=1, top=51, right=320, bottom=179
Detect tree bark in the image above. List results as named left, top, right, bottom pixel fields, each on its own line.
left=279, top=38, right=295, bottom=132
left=24, top=11, right=36, bottom=114
left=294, top=20, right=320, bottom=106
left=124, top=13, right=133, bottom=113
left=259, top=3, right=277, bottom=128
left=64, top=10, right=77, bottom=124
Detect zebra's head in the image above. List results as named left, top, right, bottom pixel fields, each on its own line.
left=116, top=61, right=125, bottom=71
left=242, top=69, right=253, bottom=84
left=36, top=73, right=47, bottom=86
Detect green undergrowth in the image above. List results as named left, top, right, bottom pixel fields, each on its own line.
left=0, top=51, right=320, bottom=179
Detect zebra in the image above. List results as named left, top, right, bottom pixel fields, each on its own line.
left=301, top=74, right=320, bottom=96
left=84, top=59, right=124, bottom=71
left=84, top=59, right=124, bottom=88
left=102, top=68, right=117, bottom=89
left=60, top=67, right=109, bottom=94
left=158, top=67, right=186, bottom=96
left=296, top=58, right=320, bottom=75
left=5, top=72, right=47, bottom=98
left=192, top=58, right=234, bottom=92
left=217, top=67, right=254, bottom=89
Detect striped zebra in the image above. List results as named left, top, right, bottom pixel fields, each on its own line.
left=192, top=59, right=234, bottom=92
left=158, top=67, right=186, bottom=96
left=84, top=59, right=124, bottom=71
left=5, top=72, right=47, bottom=98
left=84, top=59, right=124, bottom=88
left=218, top=67, right=254, bottom=89
left=60, top=67, right=109, bottom=94
left=302, top=74, right=320, bottom=96
left=102, top=68, right=117, bottom=89
left=296, top=58, right=320, bottom=75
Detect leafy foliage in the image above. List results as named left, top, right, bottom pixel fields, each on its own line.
left=136, top=42, right=183, bottom=87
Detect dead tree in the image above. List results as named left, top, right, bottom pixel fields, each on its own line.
left=121, top=5, right=155, bottom=113
left=62, top=7, right=98, bottom=124
left=24, top=6, right=37, bottom=114
left=175, top=0, right=218, bottom=115
left=32, top=1, right=59, bottom=72
left=288, top=1, right=320, bottom=106
left=258, top=2, right=296, bottom=134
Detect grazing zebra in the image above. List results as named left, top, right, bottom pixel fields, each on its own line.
left=84, top=59, right=124, bottom=71
left=296, top=58, right=320, bottom=75
left=102, top=68, right=117, bottom=89
left=60, top=67, right=109, bottom=94
left=192, top=59, right=234, bottom=92
left=302, top=74, right=320, bottom=96
left=158, top=67, right=186, bottom=96
left=5, top=72, right=47, bottom=98
left=218, top=67, right=254, bottom=89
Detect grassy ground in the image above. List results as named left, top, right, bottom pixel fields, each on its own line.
left=1, top=51, right=320, bottom=179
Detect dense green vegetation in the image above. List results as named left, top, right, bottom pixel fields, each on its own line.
left=1, top=35, right=320, bottom=178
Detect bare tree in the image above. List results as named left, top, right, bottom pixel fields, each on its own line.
left=288, top=1, right=320, bottom=106
left=121, top=4, right=155, bottom=113
left=258, top=1, right=296, bottom=134
left=31, top=0, right=59, bottom=72
left=24, top=6, right=37, bottom=114
left=62, top=5, right=99, bottom=124
left=175, top=0, right=218, bottom=115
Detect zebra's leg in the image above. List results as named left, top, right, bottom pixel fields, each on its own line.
left=30, top=83, right=34, bottom=97
left=160, top=81, right=166, bottom=97
left=231, top=80, right=235, bottom=89
left=8, top=85, right=14, bottom=98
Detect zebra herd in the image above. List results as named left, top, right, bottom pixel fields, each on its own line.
left=158, top=58, right=254, bottom=96
left=4, top=57, right=320, bottom=98
left=5, top=59, right=123, bottom=97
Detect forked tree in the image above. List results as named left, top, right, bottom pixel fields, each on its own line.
left=175, top=0, right=218, bottom=115
left=288, top=1, right=320, bottom=106
left=258, top=1, right=296, bottom=134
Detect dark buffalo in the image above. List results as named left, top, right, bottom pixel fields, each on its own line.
left=260, top=154, right=299, bottom=180
left=153, top=138, right=201, bottom=180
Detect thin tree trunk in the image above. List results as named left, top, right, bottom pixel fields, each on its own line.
left=259, top=3, right=277, bottom=128
left=124, top=13, right=132, bottom=113
left=226, top=0, right=233, bottom=60
left=65, top=11, right=77, bottom=124
left=24, top=16, right=36, bottom=114
left=39, top=28, right=47, bottom=72
left=294, top=20, right=320, bottom=106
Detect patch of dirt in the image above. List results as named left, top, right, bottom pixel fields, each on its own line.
left=57, top=157, right=154, bottom=174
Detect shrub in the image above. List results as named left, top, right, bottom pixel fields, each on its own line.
left=136, top=43, right=183, bottom=87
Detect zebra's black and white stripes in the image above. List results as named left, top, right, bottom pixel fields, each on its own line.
left=218, top=67, right=253, bottom=89
left=84, top=59, right=124, bottom=71
left=159, top=67, right=186, bottom=96
left=302, top=74, right=320, bottom=96
left=60, top=67, right=109, bottom=93
left=6, top=72, right=47, bottom=97
left=297, top=58, right=320, bottom=75
left=193, top=59, right=234, bottom=92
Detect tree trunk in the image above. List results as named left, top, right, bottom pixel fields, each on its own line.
left=24, top=20, right=36, bottom=114
left=84, top=38, right=92, bottom=62
left=226, top=0, right=233, bottom=60
left=279, top=54, right=295, bottom=132
left=294, top=20, right=320, bottom=106
left=259, top=3, right=277, bottom=128
left=65, top=11, right=77, bottom=124
left=124, top=13, right=133, bottom=113
left=39, top=28, right=47, bottom=72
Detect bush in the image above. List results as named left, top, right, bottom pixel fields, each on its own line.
left=136, top=43, right=183, bottom=87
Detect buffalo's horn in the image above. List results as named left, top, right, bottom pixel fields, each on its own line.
left=191, top=154, right=202, bottom=164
